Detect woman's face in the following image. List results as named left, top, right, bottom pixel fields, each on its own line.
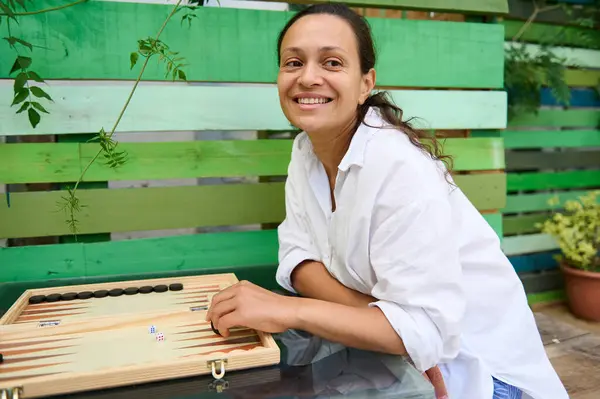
left=277, top=14, right=375, bottom=136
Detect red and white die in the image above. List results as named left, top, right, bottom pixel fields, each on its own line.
left=156, top=332, right=165, bottom=342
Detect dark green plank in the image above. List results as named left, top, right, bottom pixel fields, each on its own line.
left=503, top=130, right=600, bottom=149
left=0, top=1, right=505, bottom=88
left=0, top=173, right=506, bottom=238
left=502, top=20, right=600, bottom=49
left=0, top=230, right=279, bottom=284
left=504, top=190, right=596, bottom=213
left=504, top=213, right=548, bottom=235
left=506, top=150, right=600, bottom=171
left=507, top=170, right=600, bottom=191
left=0, top=137, right=505, bottom=184
left=506, top=0, right=591, bottom=26
left=519, top=270, right=563, bottom=294
left=508, top=110, right=600, bottom=128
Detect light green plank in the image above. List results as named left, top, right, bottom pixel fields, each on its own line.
left=483, top=212, right=503, bottom=238
left=0, top=1, right=505, bottom=88
left=0, top=83, right=508, bottom=135
left=502, top=233, right=558, bottom=256
left=502, top=20, right=600, bottom=50
left=0, top=173, right=504, bottom=238
left=508, top=109, right=599, bottom=128
left=505, top=42, right=600, bottom=69
left=504, top=190, right=596, bottom=213
left=0, top=229, right=279, bottom=283
left=259, top=0, right=509, bottom=13
left=503, top=130, right=600, bottom=149
left=507, top=170, right=600, bottom=191
left=503, top=213, right=547, bottom=235
left=0, top=137, right=505, bottom=184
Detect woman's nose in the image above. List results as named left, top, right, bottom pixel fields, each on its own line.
left=298, top=63, right=323, bottom=87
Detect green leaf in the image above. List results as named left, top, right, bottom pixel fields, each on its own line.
left=13, top=71, right=27, bottom=91
left=130, top=52, right=138, bottom=70
left=16, top=101, right=29, bottom=114
left=0, top=1, right=16, bottom=20
left=16, top=55, right=32, bottom=70
left=178, top=69, right=187, bottom=81
left=31, top=101, right=48, bottom=113
left=11, top=87, right=28, bottom=106
left=28, top=107, right=40, bottom=128
left=30, top=86, right=53, bottom=101
left=3, top=36, right=33, bottom=51
left=27, top=71, right=44, bottom=82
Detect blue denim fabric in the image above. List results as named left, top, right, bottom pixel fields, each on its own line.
left=493, top=377, right=523, bottom=399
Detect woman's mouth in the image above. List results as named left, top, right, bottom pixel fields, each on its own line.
left=295, top=97, right=333, bottom=104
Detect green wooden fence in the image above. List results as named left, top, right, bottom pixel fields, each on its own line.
left=0, top=0, right=508, bottom=297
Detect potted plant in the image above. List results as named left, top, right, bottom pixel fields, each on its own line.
left=538, top=190, right=600, bottom=321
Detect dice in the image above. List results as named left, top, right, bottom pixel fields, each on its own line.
left=149, top=325, right=156, bottom=334
left=156, top=332, right=165, bottom=342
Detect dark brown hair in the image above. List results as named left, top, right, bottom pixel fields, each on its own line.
left=277, top=3, right=454, bottom=175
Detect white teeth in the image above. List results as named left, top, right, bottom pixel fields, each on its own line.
left=298, top=97, right=329, bottom=104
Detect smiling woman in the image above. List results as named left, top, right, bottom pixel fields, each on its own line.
left=204, top=4, right=570, bottom=399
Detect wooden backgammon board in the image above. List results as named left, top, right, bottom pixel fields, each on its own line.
left=0, top=273, right=280, bottom=399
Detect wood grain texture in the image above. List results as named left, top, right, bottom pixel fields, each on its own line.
left=0, top=1, right=505, bottom=88
left=0, top=173, right=506, bottom=238
left=502, top=130, right=600, bottom=149
left=507, top=109, right=599, bottom=128
left=0, top=137, right=505, bottom=184
left=0, top=82, right=509, bottom=135
left=0, top=274, right=280, bottom=398
left=507, top=170, right=600, bottom=192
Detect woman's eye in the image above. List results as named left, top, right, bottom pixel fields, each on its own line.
left=324, top=59, right=342, bottom=67
left=285, top=60, right=302, bottom=67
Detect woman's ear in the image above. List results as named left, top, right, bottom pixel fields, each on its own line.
left=359, top=68, right=376, bottom=105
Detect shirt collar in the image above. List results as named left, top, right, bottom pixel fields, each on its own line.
left=337, top=106, right=387, bottom=172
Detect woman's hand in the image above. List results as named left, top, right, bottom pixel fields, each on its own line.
left=205, top=280, right=297, bottom=337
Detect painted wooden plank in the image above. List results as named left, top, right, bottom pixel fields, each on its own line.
left=504, top=190, right=595, bottom=214
left=483, top=212, right=503, bottom=238
left=502, top=129, right=600, bottom=149
left=0, top=173, right=506, bottom=238
left=509, top=251, right=560, bottom=273
left=262, top=0, right=509, bottom=13
left=0, top=229, right=279, bottom=283
left=506, top=0, right=596, bottom=29
left=507, top=109, right=599, bottom=128
left=564, top=69, right=600, bottom=88
left=0, top=137, right=505, bottom=184
left=507, top=170, right=600, bottom=191
left=0, top=2, right=505, bottom=89
left=0, top=183, right=286, bottom=238
left=504, top=213, right=548, bottom=235
left=505, top=150, right=600, bottom=171
left=541, top=88, right=600, bottom=107
left=0, top=82, right=508, bottom=135
left=503, top=233, right=558, bottom=256
left=520, top=270, right=564, bottom=294
left=505, top=42, right=600, bottom=69
left=527, top=290, right=565, bottom=306
left=502, top=20, right=600, bottom=50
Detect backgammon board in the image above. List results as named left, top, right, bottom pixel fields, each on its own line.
left=0, top=273, right=280, bottom=398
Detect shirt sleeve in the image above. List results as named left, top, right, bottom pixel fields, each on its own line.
left=275, top=138, right=320, bottom=293
left=366, top=157, right=466, bottom=372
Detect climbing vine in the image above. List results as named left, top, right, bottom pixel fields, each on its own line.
left=1, top=0, right=206, bottom=234
left=504, top=0, right=599, bottom=120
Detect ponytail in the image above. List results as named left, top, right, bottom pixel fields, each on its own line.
left=357, top=91, right=455, bottom=178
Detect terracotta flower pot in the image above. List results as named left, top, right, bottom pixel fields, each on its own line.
left=560, top=262, right=600, bottom=322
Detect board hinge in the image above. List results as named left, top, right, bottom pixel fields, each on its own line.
left=1, top=386, right=22, bottom=399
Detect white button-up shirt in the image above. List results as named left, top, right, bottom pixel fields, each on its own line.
left=276, top=108, right=568, bottom=399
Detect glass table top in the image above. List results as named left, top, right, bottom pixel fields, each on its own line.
left=0, top=278, right=436, bottom=399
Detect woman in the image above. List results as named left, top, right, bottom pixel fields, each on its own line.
left=206, top=4, right=568, bottom=399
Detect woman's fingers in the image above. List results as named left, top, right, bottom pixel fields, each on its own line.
left=205, top=284, right=239, bottom=321
left=209, top=297, right=238, bottom=333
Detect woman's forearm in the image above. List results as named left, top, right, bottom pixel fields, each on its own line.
left=291, top=260, right=375, bottom=306
left=289, top=296, right=407, bottom=355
